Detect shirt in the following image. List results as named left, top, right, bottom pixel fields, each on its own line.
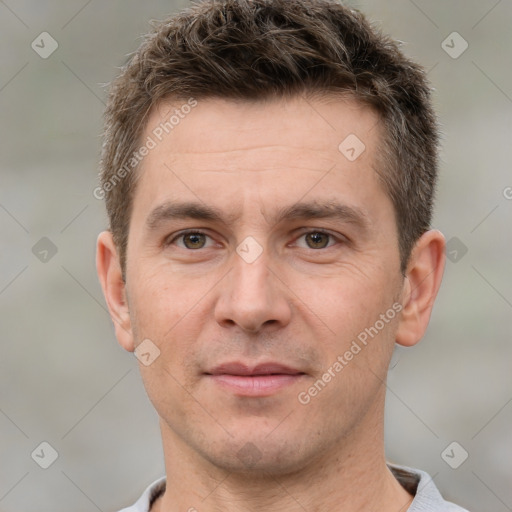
left=117, top=463, right=470, bottom=511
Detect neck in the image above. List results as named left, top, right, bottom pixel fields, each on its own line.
left=152, top=398, right=413, bottom=512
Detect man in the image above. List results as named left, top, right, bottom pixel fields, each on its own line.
left=96, top=0, right=470, bottom=510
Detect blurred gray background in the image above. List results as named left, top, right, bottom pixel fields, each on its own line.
left=1, top=1, right=511, bottom=511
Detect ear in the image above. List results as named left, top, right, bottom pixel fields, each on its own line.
left=395, top=229, right=446, bottom=347
left=96, top=231, right=135, bottom=352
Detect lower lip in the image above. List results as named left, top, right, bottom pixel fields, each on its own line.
left=206, top=374, right=304, bottom=396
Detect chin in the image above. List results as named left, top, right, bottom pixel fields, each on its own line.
left=197, top=434, right=320, bottom=478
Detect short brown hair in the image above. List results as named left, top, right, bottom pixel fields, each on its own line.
left=100, top=0, right=439, bottom=276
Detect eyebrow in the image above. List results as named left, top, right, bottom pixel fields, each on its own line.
left=145, top=199, right=370, bottom=232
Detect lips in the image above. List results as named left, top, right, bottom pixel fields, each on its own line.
left=207, top=362, right=305, bottom=376
left=205, top=362, right=306, bottom=396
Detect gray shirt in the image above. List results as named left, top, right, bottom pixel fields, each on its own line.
left=117, top=463, right=470, bottom=511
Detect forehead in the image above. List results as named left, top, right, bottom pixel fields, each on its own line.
left=144, top=94, right=380, bottom=162
left=130, top=95, right=389, bottom=228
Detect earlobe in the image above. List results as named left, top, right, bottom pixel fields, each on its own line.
left=395, top=229, right=446, bottom=347
left=96, top=231, right=135, bottom=352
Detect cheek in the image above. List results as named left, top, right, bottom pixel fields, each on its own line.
left=129, top=278, right=206, bottom=407
left=129, top=265, right=193, bottom=327
left=293, top=268, right=401, bottom=387
left=295, top=265, right=397, bottom=331
left=126, top=271, right=202, bottom=370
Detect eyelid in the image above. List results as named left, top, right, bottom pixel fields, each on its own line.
left=164, top=229, right=214, bottom=248
left=291, top=228, right=347, bottom=248
left=164, top=228, right=348, bottom=249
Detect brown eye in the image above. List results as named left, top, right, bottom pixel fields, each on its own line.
left=165, top=229, right=217, bottom=251
left=177, top=232, right=206, bottom=249
left=181, top=232, right=207, bottom=249
left=304, top=231, right=331, bottom=249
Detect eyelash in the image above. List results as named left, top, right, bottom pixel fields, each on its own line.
left=165, top=229, right=213, bottom=249
left=165, top=229, right=345, bottom=250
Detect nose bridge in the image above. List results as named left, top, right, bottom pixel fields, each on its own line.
left=214, top=236, right=291, bottom=332
left=233, top=242, right=270, bottom=299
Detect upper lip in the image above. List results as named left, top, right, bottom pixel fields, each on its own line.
left=206, top=362, right=305, bottom=376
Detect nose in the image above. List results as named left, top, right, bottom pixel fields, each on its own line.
left=214, top=243, right=292, bottom=333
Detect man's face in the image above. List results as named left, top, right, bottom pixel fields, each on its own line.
left=123, top=95, right=405, bottom=473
